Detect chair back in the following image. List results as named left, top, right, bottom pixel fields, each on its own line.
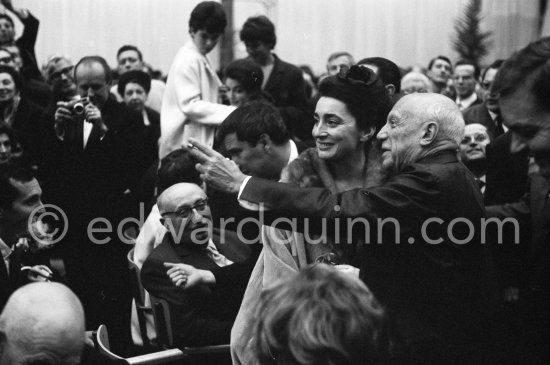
left=149, top=294, right=174, bottom=348
left=127, top=249, right=155, bottom=349
left=93, top=324, right=126, bottom=361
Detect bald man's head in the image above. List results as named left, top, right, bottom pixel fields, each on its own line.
left=377, top=93, right=464, bottom=173
left=157, top=183, right=212, bottom=247
left=0, top=283, right=85, bottom=365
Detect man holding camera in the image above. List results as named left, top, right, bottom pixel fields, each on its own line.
left=50, top=55, right=144, bottom=352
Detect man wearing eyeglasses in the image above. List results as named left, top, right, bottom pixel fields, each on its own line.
left=141, top=182, right=252, bottom=350
left=463, top=60, right=505, bottom=139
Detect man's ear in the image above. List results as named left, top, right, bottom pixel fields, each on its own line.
left=359, top=126, right=376, bottom=142
left=420, top=122, right=439, bottom=146
left=385, top=84, right=396, bottom=95
left=258, top=133, right=272, bottom=152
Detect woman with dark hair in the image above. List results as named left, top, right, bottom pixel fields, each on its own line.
left=159, top=1, right=236, bottom=159
left=0, top=65, right=43, bottom=167
left=223, top=58, right=265, bottom=107
left=231, top=65, right=394, bottom=363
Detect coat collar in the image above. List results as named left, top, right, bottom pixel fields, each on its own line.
left=415, top=150, right=459, bottom=165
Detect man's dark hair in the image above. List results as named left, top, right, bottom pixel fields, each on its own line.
left=454, top=59, right=480, bottom=80
left=357, top=57, right=401, bottom=93
left=224, top=58, right=263, bottom=95
left=240, top=16, right=276, bottom=49
left=188, top=1, right=227, bottom=34
left=319, top=65, right=393, bottom=133
left=0, top=14, right=14, bottom=29
left=74, top=56, right=112, bottom=84
left=496, top=37, right=550, bottom=112
left=156, top=148, right=201, bottom=195
left=0, top=163, right=34, bottom=211
left=117, top=45, right=143, bottom=61
left=480, top=59, right=504, bottom=82
left=428, top=55, right=452, bottom=71
left=117, top=70, right=151, bottom=96
left=0, top=65, right=22, bottom=91
left=216, top=101, right=289, bottom=148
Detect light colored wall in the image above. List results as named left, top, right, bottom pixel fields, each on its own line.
left=11, top=0, right=541, bottom=76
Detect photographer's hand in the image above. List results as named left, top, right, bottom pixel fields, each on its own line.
left=54, top=102, right=74, bottom=140
left=84, top=103, right=108, bottom=137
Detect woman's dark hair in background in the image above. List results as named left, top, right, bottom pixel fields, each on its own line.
left=224, top=58, right=264, bottom=97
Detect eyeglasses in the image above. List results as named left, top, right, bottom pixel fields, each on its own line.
left=161, top=198, right=209, bottom=218
left=49, top=65, right=74, bottom=81
left=461, top=133, right=489, bottom=144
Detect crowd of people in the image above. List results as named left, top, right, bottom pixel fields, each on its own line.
left=0, top=0, right=549, bottom=364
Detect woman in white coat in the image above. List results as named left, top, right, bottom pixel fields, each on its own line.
left=159, top=1, right=235, bottom=159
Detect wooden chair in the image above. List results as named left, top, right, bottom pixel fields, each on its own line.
left=92, top=324, right=126, bottom=362
left=149, top=294, right=230, bottom=353
left=127, top=248, right=156, bottom=350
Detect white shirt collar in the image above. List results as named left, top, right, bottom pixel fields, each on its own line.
left=287, top=140, right=299, bottom=166
left=456, top=92, right=478, bottom=109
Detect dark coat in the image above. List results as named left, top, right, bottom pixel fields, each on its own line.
left=15, top=12, right=43, bottom=81
left=143, top=107, right=160, bottom=168
left=141, top=229, right=253, bottom=347
left=261, top=54, right=312, bottom=141
left=44, top=96, right=144, bottom=225
left=11, top=97, right=45, bottom=167
left=462, top=103, right=503, bottom=139
left=240, top=150, right=500, bottom=363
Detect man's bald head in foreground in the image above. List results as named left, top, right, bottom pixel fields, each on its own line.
left=377, top=93, right=465, bottom=173
left=0, top=283, right=85, bottom=365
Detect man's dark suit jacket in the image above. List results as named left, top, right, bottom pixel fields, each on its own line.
left=42, top=96, right=145, bottom=314
left=12, top=97, right=45, bottom=167
left=143, top=107, right=160, bottom=169
left=240, top=150, right=499, bottom=362
left=45, top=96, right=144, bottom=229
left=15, top=12, right=42, bottom=81
left=485, top=132, right=530, bottom=289
left=141, top=229, right=253, bottom=347
left=462, top=103, right=503, bottom=139
left=261, top=54, right=312, bottom=141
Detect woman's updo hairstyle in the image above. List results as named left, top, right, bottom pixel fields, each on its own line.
left=318, top=65, right=393, bottom=133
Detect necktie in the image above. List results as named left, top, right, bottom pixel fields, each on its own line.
left=494, top=116, right=505, bottom=137
left=205, top=244, right=232, bottom=267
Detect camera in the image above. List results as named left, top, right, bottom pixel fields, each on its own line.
left=67, top=97, right=90, bottom=115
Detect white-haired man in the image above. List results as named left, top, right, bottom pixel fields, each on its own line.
left=188, top=93, right=500, bottom=364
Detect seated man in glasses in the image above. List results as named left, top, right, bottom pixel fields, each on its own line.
left=140, top=182, right=253, bottom=350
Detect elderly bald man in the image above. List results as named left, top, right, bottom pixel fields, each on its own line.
left=140, top=183, right=252, bottom=351
left=188, top=93, right=500, bottom=364
left=0, top=282, right=85, bottom=365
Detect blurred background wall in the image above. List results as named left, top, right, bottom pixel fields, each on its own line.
left=13, top=0, right=544, bottom=75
